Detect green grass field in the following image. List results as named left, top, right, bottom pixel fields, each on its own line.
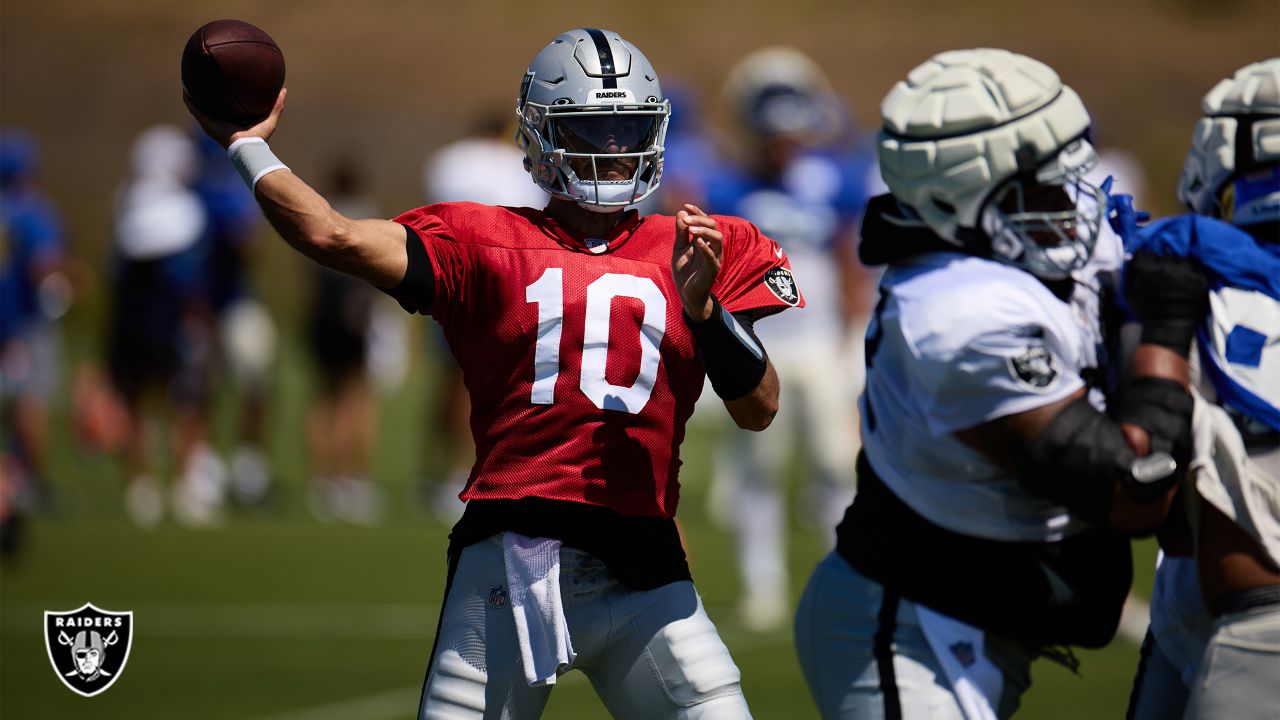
left=0, top=329, right=1159, bottom=719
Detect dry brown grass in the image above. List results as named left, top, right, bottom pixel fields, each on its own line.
left=3, top=0, right=1276, bottom=263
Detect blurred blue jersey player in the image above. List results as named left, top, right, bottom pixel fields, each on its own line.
left=0, top=132, right=69, bottom=557
left=193, top=131, right=276, bottom=506
left=702, top=47, right=877, bottom=631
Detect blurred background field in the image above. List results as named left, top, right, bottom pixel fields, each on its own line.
left=1, top=0, right=1275, bottom=717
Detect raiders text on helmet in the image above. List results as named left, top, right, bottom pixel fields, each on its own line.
left=1178, top=58, right=1280, bottom=226
left=516, top=28, right=670, bottom=212
left=876, top=49, right=1105, bottom=279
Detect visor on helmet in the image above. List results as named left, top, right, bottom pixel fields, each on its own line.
left=1221, top=165, right=1280, bottom=226
left=552, top=115, right=659, bottom=156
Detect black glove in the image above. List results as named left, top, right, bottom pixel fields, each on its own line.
left=1114, top=376, right=1194, bottom=497
left=1124, top=251, right=1210, bottom=356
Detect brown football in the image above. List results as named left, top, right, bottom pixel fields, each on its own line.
left=181, top=19, right=285, bottom=126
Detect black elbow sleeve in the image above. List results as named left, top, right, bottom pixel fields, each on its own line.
left=1021, top=397, right=1136, bottom=523
left=384, top=225, right=435, bottom=314
left=685, top=297, right=768, bottom=401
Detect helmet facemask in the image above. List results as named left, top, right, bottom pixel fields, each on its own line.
left=979, top=139, right=1106, bottom=280
left=521, top=101, right=668, bottom=212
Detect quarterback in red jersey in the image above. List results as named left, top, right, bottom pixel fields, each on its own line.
left=187, top=27, right=800, bottom=719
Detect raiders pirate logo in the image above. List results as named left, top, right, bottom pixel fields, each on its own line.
left=44, top=603, right=133, bottom=697
left=763, top=267, right=800, bottom=306
left=1008, top=344, right=1058, bottom=390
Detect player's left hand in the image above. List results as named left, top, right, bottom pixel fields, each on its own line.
left=672, top=204, right=723, bottom=322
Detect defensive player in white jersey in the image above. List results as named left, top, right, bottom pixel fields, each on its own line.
left=1125, top=58, right=1280, bottom=720
left=793, top=49, right=1204, bottom=718
left=187, top=28, right=804, bottom=720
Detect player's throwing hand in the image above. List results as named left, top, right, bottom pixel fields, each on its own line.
left=184, top=88, right=287, bottom=150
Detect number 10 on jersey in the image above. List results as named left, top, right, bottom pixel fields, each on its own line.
left=526, top=269, right=667, bottom=414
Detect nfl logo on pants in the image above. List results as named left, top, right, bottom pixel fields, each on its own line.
left=44, top=602, right=134, bottom=697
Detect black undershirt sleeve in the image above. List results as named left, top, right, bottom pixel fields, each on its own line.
left=383, top=224, right=435, bottom=314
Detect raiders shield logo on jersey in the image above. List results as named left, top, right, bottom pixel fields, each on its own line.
left=764, top=267, right=800, bottom=306
left=1008, top=344, right=1058, bottom=390
left=44, top=603, right=133, bottom=697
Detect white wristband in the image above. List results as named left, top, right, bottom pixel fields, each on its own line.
left=227, top=137, right=289, bottom=191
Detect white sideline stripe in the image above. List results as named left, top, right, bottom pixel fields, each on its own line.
left=7, top=597, right=1153, bottom=642
left=3, top=603, right=439, bottom=640
left=253, top=685, right=418, bottom=720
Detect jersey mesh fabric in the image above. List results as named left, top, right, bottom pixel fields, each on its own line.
left=393, top=202, right=801, bottom=518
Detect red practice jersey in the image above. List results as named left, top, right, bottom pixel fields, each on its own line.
left=394, top=202, right=803, bottom=519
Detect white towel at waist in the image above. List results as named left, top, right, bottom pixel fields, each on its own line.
left=503, top=533, right=576, bottom=686
left=917, top=604, right=1003, bottom=720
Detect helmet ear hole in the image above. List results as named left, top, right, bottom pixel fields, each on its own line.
left=931, top=197, right=956, bottom=215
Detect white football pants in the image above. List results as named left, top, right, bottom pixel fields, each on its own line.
left=795, top=552, right=1033, bottom=719
left=418, top=534, right=752, bottom=719
left=1184, top=603, right=1280, bottom=720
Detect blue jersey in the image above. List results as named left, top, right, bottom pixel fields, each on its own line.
left=194, top=139, right=258, bottom=311
left=703, top=149, right=874, bottom=350
left=704, top=149, right=871, bottom=255
left=0, top=187, right=63, bottom=343
left=1123, top=214, right=1280, bottom=432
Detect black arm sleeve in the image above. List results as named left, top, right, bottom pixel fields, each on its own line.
left=382, top=224, right=434, bottom=314
left=1124, top=251, right=1209, bottom=356
left=1021, top=396, right=1136, bottom=524
left=684, top=296, right=769, bottom=401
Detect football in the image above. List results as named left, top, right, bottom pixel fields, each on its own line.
left=181, top=19, right=285, bottom=126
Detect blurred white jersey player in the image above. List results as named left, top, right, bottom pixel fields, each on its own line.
left=704, top=48, right=876, bottom=631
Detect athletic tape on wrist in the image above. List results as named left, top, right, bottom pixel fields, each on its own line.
left=227, top=137, right=289, bottom=191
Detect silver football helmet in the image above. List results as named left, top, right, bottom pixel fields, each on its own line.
left=1178, top=58, right=1280, bottom=226
left=877, top=49, right=1105, bottom=280
left=517, top=28, right=670, bottom=212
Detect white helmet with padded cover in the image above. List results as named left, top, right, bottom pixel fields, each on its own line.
left=1178, top=58, right=1280, bottom=227
left=516, top=28, right=669, bottom=212
left=877, top=48, right=1105, bottom=280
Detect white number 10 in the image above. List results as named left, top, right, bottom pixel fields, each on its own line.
left=525, top=269, right=667, bottom=414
